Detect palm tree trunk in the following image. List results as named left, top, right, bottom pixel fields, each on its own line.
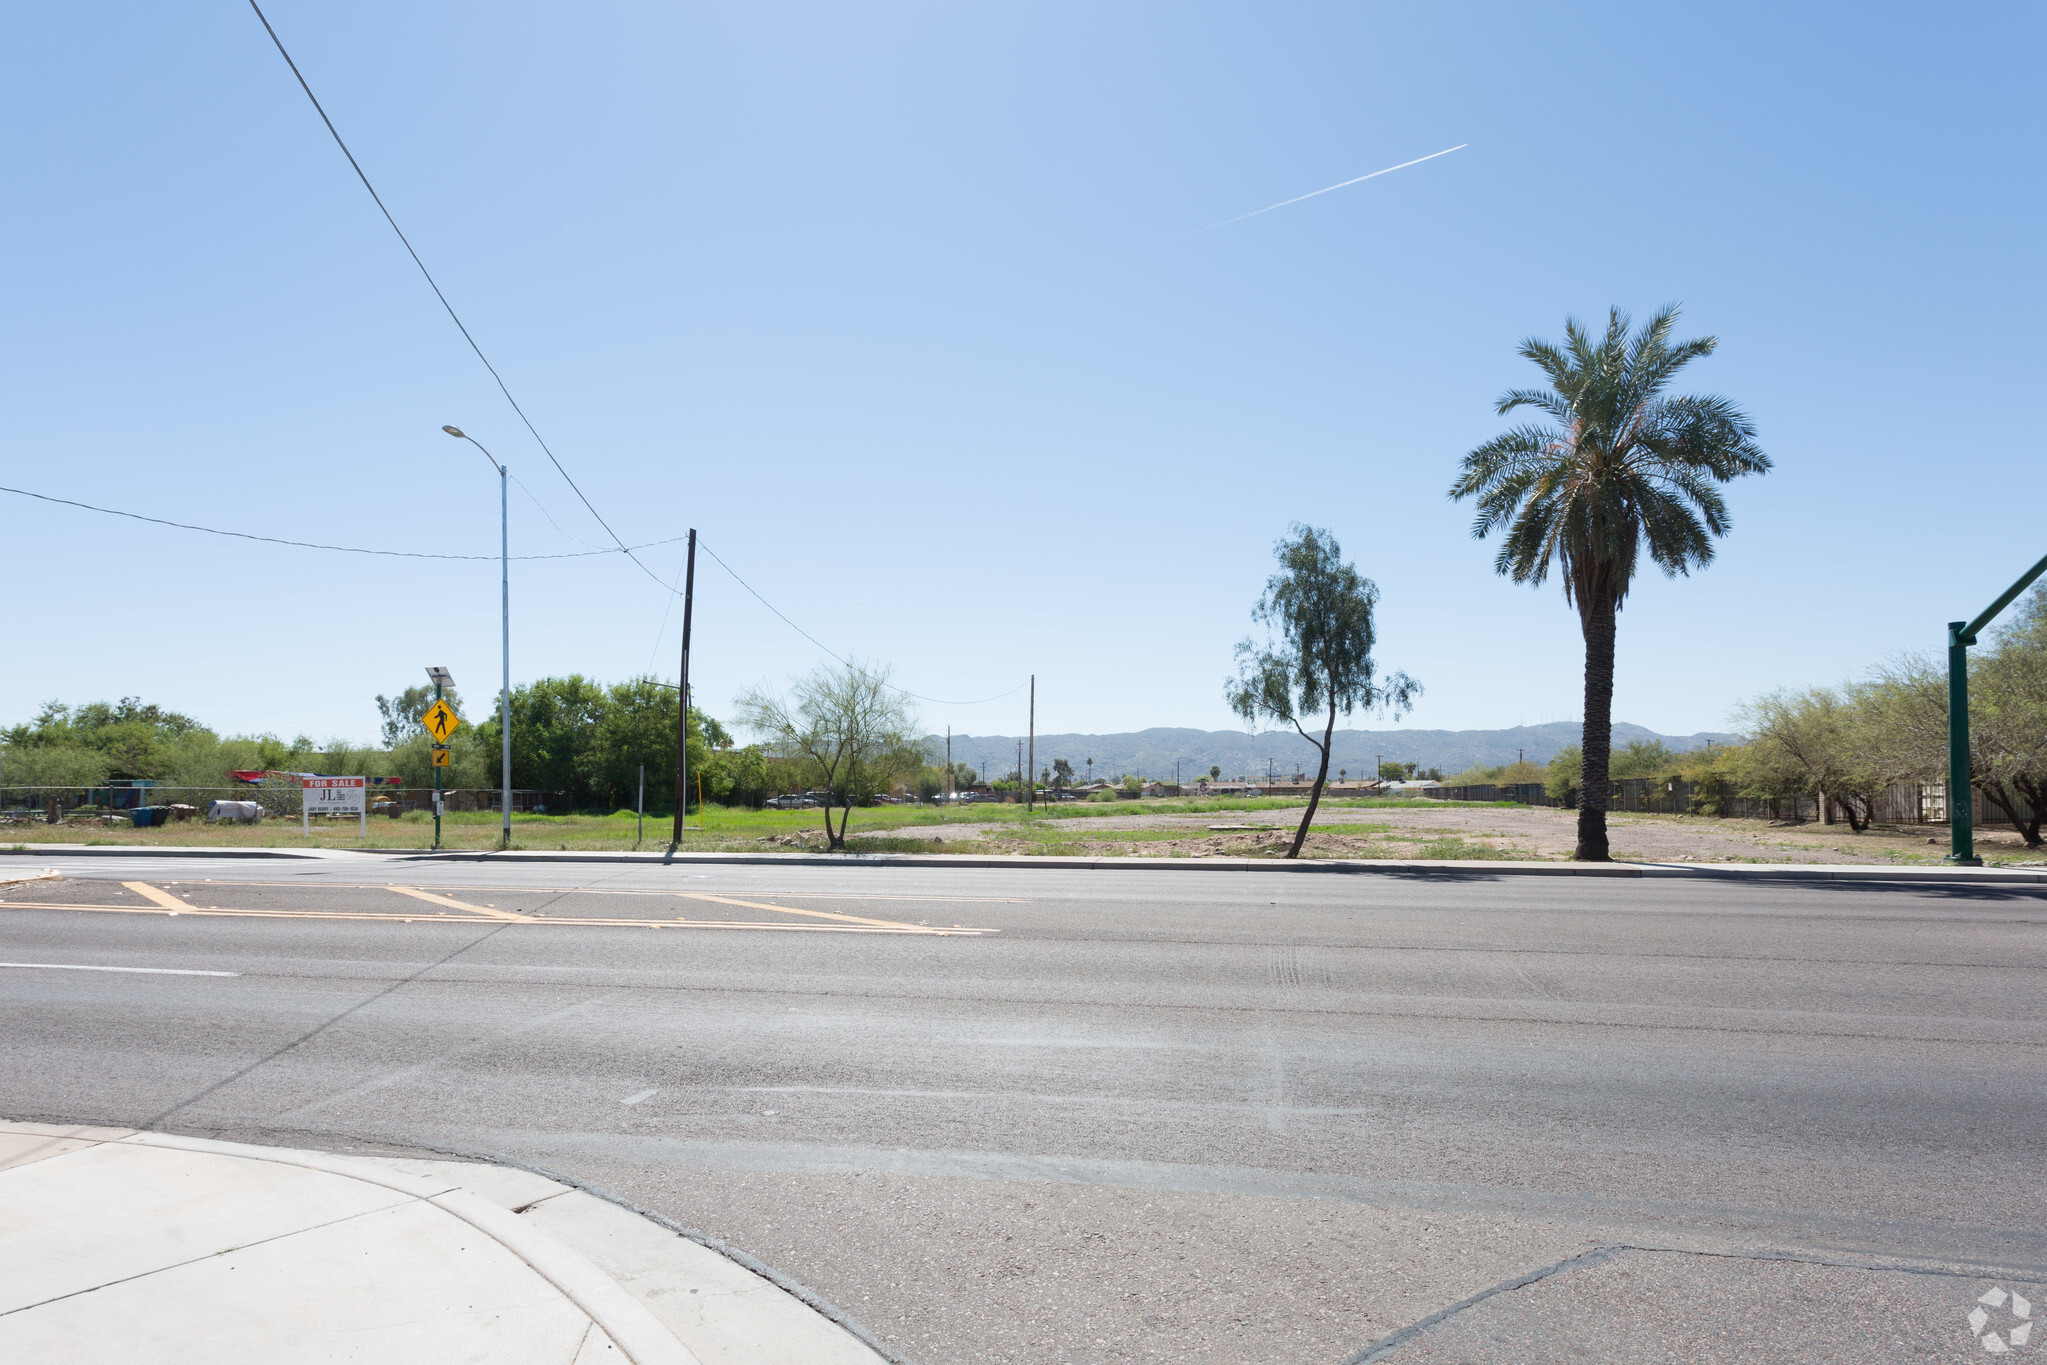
left=1577, top=597, right=1617, bottom=861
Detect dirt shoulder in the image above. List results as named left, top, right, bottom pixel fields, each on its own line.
left=7, top=796, right=2038, bottom=866
left=823, top=803, right=2040, bottom=865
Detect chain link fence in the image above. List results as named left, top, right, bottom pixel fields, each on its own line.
left=0, top=784, right=556, bottom=828
left=1422, top=778, right=2033, bottom=827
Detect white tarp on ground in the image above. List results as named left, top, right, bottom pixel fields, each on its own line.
left=205, top=800, right=262, bottom=823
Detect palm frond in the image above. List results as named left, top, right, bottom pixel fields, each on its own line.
left=1496, top=387, right=1576, bottom=426
left=1517, top=336, right=1574, bottom=391
left=1451, top=305, right=1768, bottom=615
left=1632, top=483, right=1715, bottom=576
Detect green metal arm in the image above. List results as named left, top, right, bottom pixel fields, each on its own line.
left=1959, top=551, right=2047, bottom=645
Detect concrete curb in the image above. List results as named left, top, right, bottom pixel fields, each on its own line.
left=0, top=845, right=320, bottom=859
left=423, top=1145, right=905, bottom=1365
left=1, top=1122, right=696, bottom=1365
left=6, top=843, right=2044, bottom=885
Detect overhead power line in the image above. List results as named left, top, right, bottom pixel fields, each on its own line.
left=0, top=484, right=688, bottom=561
left=509, top=471, right=609, bottom=551
left=245, top=0, right=670, bottom=592
left=696, top=539, right=1027, bottom=707
left=242, top=3, right=1018, bottom=711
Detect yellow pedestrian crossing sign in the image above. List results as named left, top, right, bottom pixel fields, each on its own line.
left=422, top=699, right=461, bottom=742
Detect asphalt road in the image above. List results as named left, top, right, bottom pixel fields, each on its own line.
left=3, top=853, right=2043, bottom=1363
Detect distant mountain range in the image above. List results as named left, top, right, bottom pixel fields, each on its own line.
left=923, top=722, right=1738, bottom=781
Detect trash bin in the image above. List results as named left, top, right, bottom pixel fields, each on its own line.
left=129, top=806, right=170, bottom=828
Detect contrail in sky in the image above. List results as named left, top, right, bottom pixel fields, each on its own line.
left=1176, top=143, right=1468, bottom=239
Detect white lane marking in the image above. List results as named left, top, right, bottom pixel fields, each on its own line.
left=0, top=962, right=239, bottom=977
left=620, top=1089, right=657, bottom=1106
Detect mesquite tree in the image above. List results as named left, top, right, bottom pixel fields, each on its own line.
left=737, top=662, right=918, bottom=849
left=1227, top=525, right=1419, bottom=858
left=1451, top=305, right=1769, bottom=860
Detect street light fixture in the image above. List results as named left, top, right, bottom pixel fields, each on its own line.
left=443, top=424, right=513, bottom=851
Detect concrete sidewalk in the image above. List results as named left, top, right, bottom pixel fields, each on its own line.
left=0, top=1122, right=890, bottom=1365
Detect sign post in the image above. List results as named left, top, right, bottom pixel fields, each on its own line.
left=301, top=777, right=366, bottom=837
left=423, top=669, right=459, bottom=850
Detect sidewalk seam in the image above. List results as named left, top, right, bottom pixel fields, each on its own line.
left=88, top=1130, right=696, bottom=1365
left=0, top=1198, right=412, bottom=1320
left=6, top=1121, right=885, bottom=1365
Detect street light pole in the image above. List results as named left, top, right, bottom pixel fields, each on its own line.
left=443, top=426, right=512, bottom=849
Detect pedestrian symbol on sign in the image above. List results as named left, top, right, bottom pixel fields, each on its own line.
left=422, top=699, right=461, bottom=742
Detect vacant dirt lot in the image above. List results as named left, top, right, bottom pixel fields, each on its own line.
left=841, top=802, right=2044, bottom=865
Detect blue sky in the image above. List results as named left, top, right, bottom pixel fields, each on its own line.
left=5, top=1, right=2041, bottom=745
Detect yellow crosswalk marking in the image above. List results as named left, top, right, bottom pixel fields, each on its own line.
left=122, top=882, right=191, bottom=911
left=0, top=900, right=974, bottom=933
left=388, top=886, right=525, bottom=919
left=677, top=892, right=934, bottom=931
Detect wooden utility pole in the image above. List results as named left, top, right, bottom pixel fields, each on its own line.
left=946, top=727, right=952, bottom=803
left=1027, top=675, right=1035, bottom=813
left=670, top=529, right=697, bottom=848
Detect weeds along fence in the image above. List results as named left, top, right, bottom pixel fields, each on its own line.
left=1422, top=779, right=2034, bottom=827
left=0, top=785, right=558, bottom=826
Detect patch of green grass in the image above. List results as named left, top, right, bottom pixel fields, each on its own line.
left=1407, top=837, right=1534, bottom=860
left=1065, top=827, right=1200, bottom=844
left=844, top=835, right=995, bottom=855
left=0, top=792, right=1506, bottom=853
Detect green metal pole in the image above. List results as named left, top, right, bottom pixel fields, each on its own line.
left=1945, top=622, right=1978, bottom=866
left=1946, top=551, right=2047, bottom=866
left=432, top=680, right=443, bottom=852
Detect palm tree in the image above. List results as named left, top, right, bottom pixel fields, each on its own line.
left=1450, top=305, right=1769, bottom=860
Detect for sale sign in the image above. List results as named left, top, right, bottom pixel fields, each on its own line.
left=301, top=776, right=367, bottom=834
